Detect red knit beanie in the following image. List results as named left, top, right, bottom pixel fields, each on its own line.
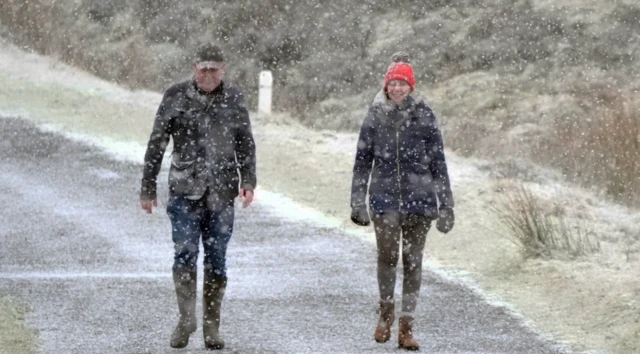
left=384, top=62, right=415, bottom=91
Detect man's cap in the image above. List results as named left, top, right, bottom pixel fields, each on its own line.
left=195, top=43, right=225, bottom=70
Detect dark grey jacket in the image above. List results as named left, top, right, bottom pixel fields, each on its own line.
left=141, top=80, right=256, bottom=209
left=351, top=93, right=453, bottom=218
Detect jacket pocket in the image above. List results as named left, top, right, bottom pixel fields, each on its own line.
left=409, top=162, right=433, bottom=185
left=171, top=159, right=195, bottom=170
left=168, top=157, right=196, bottom=195
left=412, top=162, right=430, bottom=173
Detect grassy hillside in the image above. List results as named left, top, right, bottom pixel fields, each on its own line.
left=0, top=297, right=37, bottom=354
left=1, top=0, right=639, bottom=204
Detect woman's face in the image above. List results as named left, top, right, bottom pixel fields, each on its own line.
left=386, top=80, right=411, bottom=104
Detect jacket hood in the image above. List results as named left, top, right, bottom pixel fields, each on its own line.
left=372, top=89, right=427, bottom=113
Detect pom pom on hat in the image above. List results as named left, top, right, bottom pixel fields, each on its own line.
left=391, top=51, right=410, bottom=64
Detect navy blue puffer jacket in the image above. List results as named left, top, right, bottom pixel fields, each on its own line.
left=350, top=94, right=454, bottom=218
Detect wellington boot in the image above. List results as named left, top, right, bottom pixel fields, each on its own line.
left=170, top=269, right=197, bottom=349
left=203, top=274, right=227, bottom=350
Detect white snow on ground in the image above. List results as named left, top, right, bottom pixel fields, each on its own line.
left=38, top=122, right=151, bottom=164
left=0, top=167, right=168, bottom=269
left=0, top=272, right=168, bottom=279
left=86, top=167, right=123, bottom=180
left=0, top=42, right=160, bottom=111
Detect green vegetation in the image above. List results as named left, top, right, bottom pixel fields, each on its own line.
left=0, top=297, right=37, bottom=354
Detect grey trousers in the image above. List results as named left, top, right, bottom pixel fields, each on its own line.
left=373, top=211, right=431, bottom=314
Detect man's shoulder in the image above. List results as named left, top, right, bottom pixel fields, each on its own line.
left=222, top=83, right=248, bottom=109
left=163, top=80, right=191, bottom=98
left=223, top=82, right=244, bottom=98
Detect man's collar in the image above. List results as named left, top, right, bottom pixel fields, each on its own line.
left=186, top=80, right=225, bottom=99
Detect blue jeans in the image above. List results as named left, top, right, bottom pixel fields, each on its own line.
left=166, top=194, right=235, bottom=277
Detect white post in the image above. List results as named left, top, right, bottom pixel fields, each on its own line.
left=258, top=70, right=273, bottom=118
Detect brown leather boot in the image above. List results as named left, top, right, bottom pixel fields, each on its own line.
left=203, top=274, right=227, bottom=350
left=170, top=269, right=197, bottom=348
left=398, top=316, right=420, bottom=351
left=374, top=300, right=395, bottom=343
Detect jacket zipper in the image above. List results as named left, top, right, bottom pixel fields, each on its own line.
left=396, top=129, right=403, bottom=211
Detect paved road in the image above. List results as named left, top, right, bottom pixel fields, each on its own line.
left=0, top=117, right=568, bottom=353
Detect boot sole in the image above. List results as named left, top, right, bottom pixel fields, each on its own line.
left=204, top=343, right=225, bottom=350
left=398, top=344, right=420, bottom=351
left=170, top=341, right=189, bottom=349
left=374, top=326, right=392, bottom=343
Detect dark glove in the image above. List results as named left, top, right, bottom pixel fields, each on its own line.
left=436, top=207, right=455, bottom=234
left=351, top=206, right=371, bottom=226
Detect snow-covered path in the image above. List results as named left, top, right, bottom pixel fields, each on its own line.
left=0, top=117, right=567, bottom=353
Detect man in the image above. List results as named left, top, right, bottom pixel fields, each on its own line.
left=140, top=43, right=256, bottom=350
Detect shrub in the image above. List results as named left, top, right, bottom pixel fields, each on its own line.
left=490, top=183, right=600, bottom=259
left=536, top=89, right=640, bottom=205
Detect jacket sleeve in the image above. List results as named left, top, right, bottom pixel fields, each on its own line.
left=140, top=90, right=174, bottom=200
left=424, top=107, right=454, bottom=209
left=233, top=92, right=257, bottom=191
left=350, top=106, right=376, bottom=208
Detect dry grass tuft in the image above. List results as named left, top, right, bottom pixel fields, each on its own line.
left=490, top=183, right=600, bottom=259
left=537, top=91, right=640, bottom=205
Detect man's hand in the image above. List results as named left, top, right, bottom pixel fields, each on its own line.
left=141, top=198, right=158, bottom=214
left=239, top=188, right=254, bottom=208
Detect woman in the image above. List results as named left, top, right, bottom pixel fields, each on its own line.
left=350, top=57, right=455, bottom=350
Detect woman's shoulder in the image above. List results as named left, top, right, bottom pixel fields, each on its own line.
left=408, top=92, right=430, bottom=109
left=408, top=94, right=438, bottom=127
left=408, top=92, right=433, bottom=110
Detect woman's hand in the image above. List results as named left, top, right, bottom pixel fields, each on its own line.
left=351, top=206, right=371, bottom=226
left=436, top=207, right=455, bottom=233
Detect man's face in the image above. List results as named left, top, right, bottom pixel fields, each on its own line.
left=193, top=63, right=226, bottom=92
